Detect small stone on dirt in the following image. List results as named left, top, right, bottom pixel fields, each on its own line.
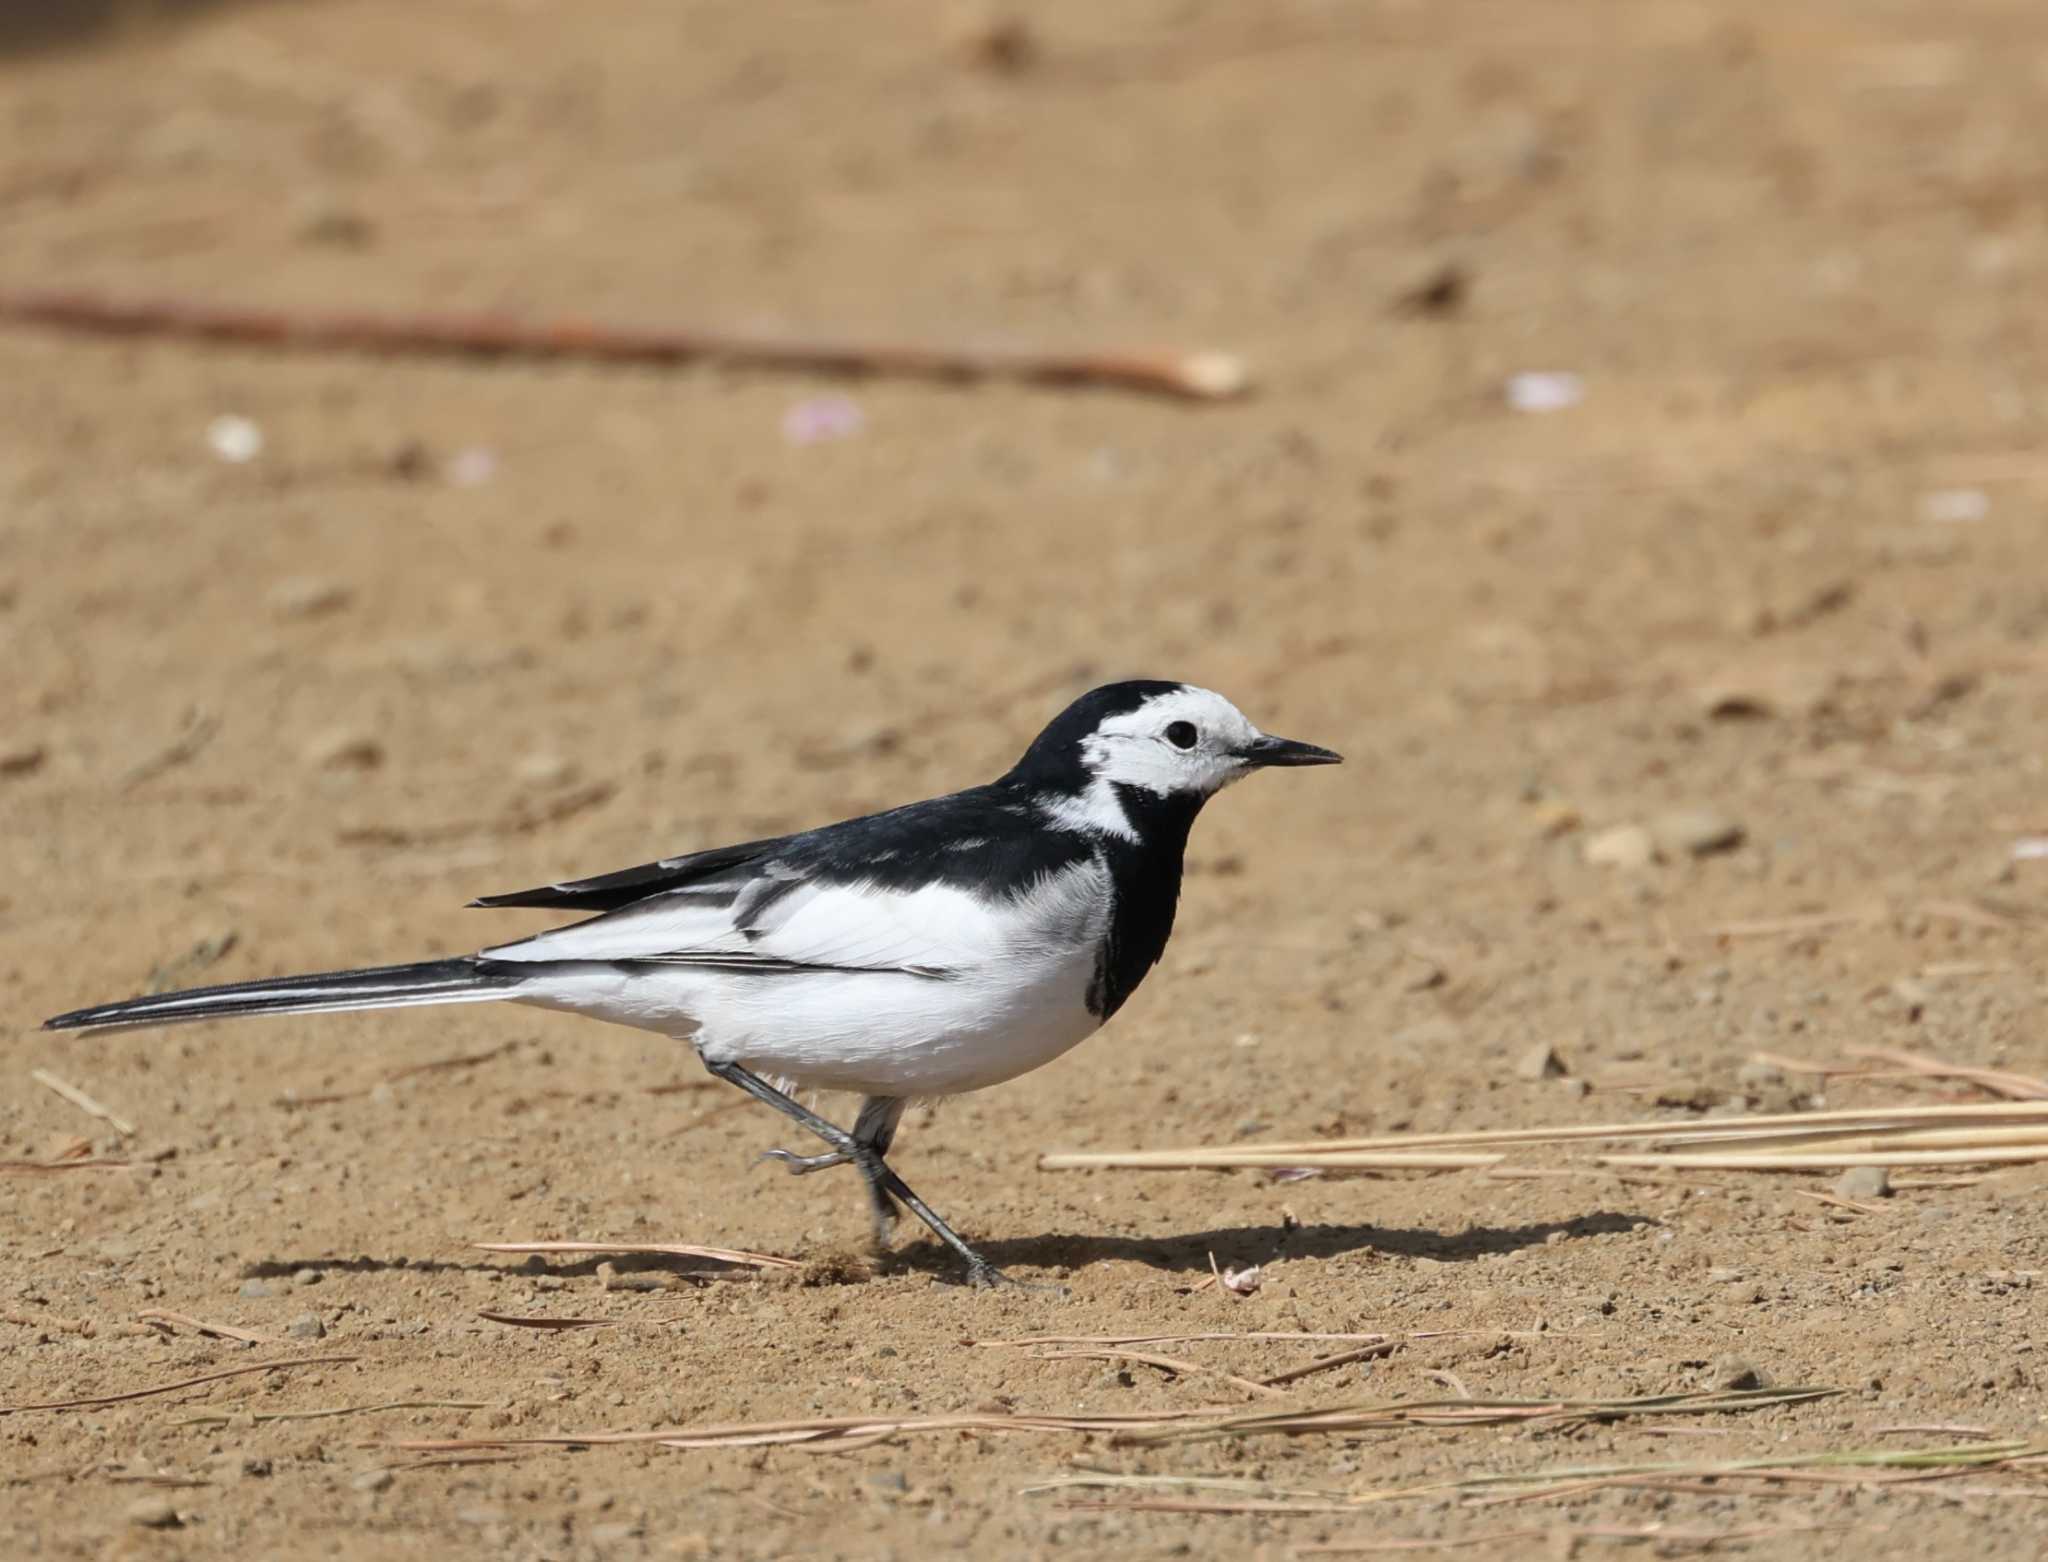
left=1584, top=823, right=1657, bottom=869
left=269, top=576, right=352, bottom=619
left=1835, top=1165, right=1892, bottom=1201
left=126, top=1496, right=182, bottom=1529
left=238, top=1279, right=273, bottom=1299
left=1514, top=1042, right=1567, bottom=1080
left=287, top=1312, right=326, bottom=1340
left=352, top=1468, right=395, bottom=1494
left=1709, top=1353, right=1768, bottom=1390
left=0, top=744, right=45, bottom=777
left=304, top=729, right=385, bottom=771
left=294, top=1268, right=323, bottom=1286
left=1650, top=808, right=1744, bottom=857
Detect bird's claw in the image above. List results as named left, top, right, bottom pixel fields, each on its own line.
left=760, top=1147, right=849, bottom=1177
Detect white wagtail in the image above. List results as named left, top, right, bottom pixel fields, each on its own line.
left=47, top=680, right=1339, bottom=1286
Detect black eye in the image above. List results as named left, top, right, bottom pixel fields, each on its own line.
left=1165, top=720, right=1199, bottom=750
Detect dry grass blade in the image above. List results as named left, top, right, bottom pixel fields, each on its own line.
left=1447, top=1441, right=2048, bottom=1505
left=1298, top=1521, right=1851, bottom=1554
left=975, top=1331, right=1395, bottom=1349
left=1056, top=1495, right=1358, bottom=1515
left=383, top=1041, right=518, bottom=1083
left=1021, top=1473, right=1348, bottom=1500
left=477, top=1310, right=691, bottom=1331
left=1295, top=1529, right=1549, bottom=1554
left=1602, top=1147, right=2048, bottom=1170
left=381, top=1406, right=1236, bottom=1456
left=0, top=1157, right=132, bottom=1174
left=474, top=1240, right=800, bottom=1271
left=0, top=1356, right=358, bottom=1414
left=1259, top=1342, right=1403, bottom=1388
left=175, top=1400, right=488, bottom=1428
left=1846, top=1046, right=2048, bottom=1101
left=135, top=1309, right=276, bottom=1345
left=0, top=288, right=1248, bottom=401
left=1045, top=1099, right=2048, bottom=1173
left=30, top=1069, right=137, bottom=1135
left=1037, top=1346, right=1292, bottom=1400
left=1117, top=1387, right=1841, bottom=1447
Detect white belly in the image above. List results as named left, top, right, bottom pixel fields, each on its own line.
left=507, top=860, right=1116, bottom=1099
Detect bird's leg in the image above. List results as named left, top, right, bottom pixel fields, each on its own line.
left=707, top=1060, right=1010, bottom=1287
left=760, top=1096, right=906, bottom=1248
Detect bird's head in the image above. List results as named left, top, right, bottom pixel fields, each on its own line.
left=1007, top=680, right=1340, bottom=836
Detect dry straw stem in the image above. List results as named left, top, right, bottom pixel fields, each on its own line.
left=134, top=1309, right=276, bottom=1346
left=477, top=1310, right=692, bottom=1331
left=377, top=1387, right=1829, bottom=1461
left=1044, top=1441, right=2046, bottom=1517
left=0, top=288, right=1249, bottom=402
left=0, top=1157, right=132, bottom=1174
left=381, top=1406, right=1231, bottom=1456
left=1042, top=1101, right=2048, bottom=1174
left=1118, top=1387, right=1838, bottom=1448
left=1299, top=1520, right=1851, bottom=1552
left=176, top=1399, right=489, bottom=1429
left=474, top=1240, right=800, bottom=1272
left=975, top=1331, right=1406, bottom=1348
left=0, top=1356, right=357, bottom=1415
left=30, top=1069, right=137, bottom=1135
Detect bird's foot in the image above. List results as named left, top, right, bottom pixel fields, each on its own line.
left=959, top=1258, right=1066, bottom=1295
left=760, top=1147, right=849, bottom=1177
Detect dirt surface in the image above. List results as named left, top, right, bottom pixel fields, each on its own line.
left=5, top=1, right=2048, bottom=1556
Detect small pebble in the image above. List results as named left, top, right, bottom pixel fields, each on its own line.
left=514, top=751, right=578, bottom=788
left=1504, top=370, right=1584, bottom=413
left=294, top=1268, right=323, bottom=1286
left=352, top=1468, right=395, bottom=1494
left=1584, top=823, right=1657, bottom=870
left=304, top=729, right=385, bottom=772
left=238, top=1279, right=273, bottom=1300
left=1650, top=807, right=1745, bottom=857
left=126, top=1496, right=182, bottom=1529
left=206, top=413, right=264, bottom=464
left=268, top=576, right=352, bottom=619
left=0, top=743, right=45, bottom=777
left=1709, top=1353, right=1768, bottom=1390
left=1514, top=1041, right=1567, bottom=1081
left=1835, top=1165, right=1892, bottom=1201
left=286, top=1313, right=326, bottom=1340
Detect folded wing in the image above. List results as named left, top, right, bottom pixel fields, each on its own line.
left=481, top=866, right=981, bottom=980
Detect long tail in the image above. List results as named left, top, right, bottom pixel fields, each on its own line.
left=43, top=957, right=523, bottom=1035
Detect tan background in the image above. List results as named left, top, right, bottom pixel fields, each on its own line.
left=3, top=1, right=2045, bottom=1556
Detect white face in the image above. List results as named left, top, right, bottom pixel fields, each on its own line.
left=1080, top=686, right=1269, bottom=799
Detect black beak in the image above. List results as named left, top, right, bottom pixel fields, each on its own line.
left=1241, top=734, right=1343, bottom=768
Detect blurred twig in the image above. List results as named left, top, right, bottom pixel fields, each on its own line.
left=0, top=289, right=1249, bottom=401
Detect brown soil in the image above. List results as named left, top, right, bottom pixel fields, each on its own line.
left=4, top=2, right=2047, bottom=1557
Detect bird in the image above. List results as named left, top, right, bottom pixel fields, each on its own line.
left=45, top=680, right=1340, bottom=1286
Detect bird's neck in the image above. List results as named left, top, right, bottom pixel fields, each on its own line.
left=1082, top=783, right=1202, bottom=1022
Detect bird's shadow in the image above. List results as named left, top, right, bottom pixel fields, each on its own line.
left=238, top=1212, right=1652, bottom=1287
left=896, top=1209, right=1653, bottom=1285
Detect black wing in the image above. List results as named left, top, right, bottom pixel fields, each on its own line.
left=469, top=833, right=798, bottom=912
left=468, top=784, right=1065, bottom=916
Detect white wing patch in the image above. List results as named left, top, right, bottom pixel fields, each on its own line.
left=483, top=874, right=1015, bottom=979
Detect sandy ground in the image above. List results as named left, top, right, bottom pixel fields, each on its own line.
left=4, top=1, right=2048, bottom=1556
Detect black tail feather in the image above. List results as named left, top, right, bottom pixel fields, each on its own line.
left=44, top=957, right=520, bottom=1034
